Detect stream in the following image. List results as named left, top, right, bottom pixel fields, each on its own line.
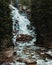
left=8, top=4, right=52, bottom=65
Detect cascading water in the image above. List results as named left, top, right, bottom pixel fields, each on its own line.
left=9, top=3, right=52, bottom=65
left=10, top=4, right=36, bottom=46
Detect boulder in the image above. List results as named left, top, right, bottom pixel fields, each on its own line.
left=0, top=48, right=14, bottom=63
left=16, top=34, right=33, bottom=42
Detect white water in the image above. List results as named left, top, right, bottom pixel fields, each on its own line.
left=9, top=4, right=52, bottom=65
left=10, top=4, right=36, bottom=45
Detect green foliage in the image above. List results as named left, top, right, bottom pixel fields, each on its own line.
left=0, top=0, right=13, bottom=49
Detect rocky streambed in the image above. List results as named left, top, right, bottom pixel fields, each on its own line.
left=0, top=4, right=52, bottom=65
left=0, top=44, right=52, bottom=65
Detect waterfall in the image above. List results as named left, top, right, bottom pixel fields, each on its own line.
left=10, top=4, right=36, bottom=46
left=9, top=3, right=52, bottom=65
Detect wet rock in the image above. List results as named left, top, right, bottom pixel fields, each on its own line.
left=46, top=50, right=52, bottom=56
left=0, top=55, right=14, bottom=63
left=4, top=48, right=14, bottom=58
left=16, top=34, right=33, bottom=42
left=16, top=58, right=37, bottom=65
left=13, top=30, right=19, bottom=34
left=16, top=58, right=23, bottom=62
left=45, top=53, right=52, bottom=59
left=37, top=51, right=52, bottom=59
left=13, top=52, right=17, bottom=56
left=25, top=59, right=36, bottom=65
left=0, top=48, right=14, bottom=63
left=26, top=63, right=36, bottom=65
left=1, top=63, right=11, bottom=65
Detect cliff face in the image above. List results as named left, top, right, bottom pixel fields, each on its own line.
left=31, top=0, right=52, bottom=48
left=0, top=0, right=13, bottom=50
